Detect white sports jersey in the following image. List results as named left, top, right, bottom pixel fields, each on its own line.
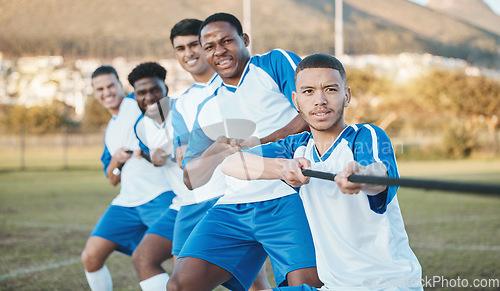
left=100, top=96, right=172, bottom=207
left=134, top=98, right=194, bottom=208
left=183, top=49, right=302, bottom=204
left=249, top=124, right=423, bottom=290
left=171, top=74, right=226, bottom=205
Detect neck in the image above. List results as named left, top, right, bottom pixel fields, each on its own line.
left=222, top=57, right=250, bottom=86
left=311, top=121, right=347, bottom=156
left=108, top=98, right=123, bottom=116
left=192, top=69, right=215, bottom=84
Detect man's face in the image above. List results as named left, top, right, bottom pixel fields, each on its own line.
left=293, top=68, right=350, bottom=133
left=92, top=73, right=124, bottom=114
left=200, top=21, right=250, bottom=86
left=134, top=76, right=168, bottom=120
left=172, top=35, right=211, bottom=76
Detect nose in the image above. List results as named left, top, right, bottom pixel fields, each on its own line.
left=103, top=87, right=113, bottom=96
left=185, top=47, right=195, bottom=58
left=214, top=43, right=226, bottom=56
left=314, top=91, right=327, bottom=106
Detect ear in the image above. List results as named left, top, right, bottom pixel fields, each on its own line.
left=242, top=33, right=250, bottom=47
left=292, top=91, right=300, bottom=112
left=344, top=87, right=351, bottom=107
left=164, top=83, right=169, bottom=97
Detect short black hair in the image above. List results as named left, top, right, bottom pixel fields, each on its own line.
left=199, top=12, right=243, bottom=37
left=127, top=62, right=167, bottom=88
left=170, top=18, right=203, bottom=44
left=295, top=53, right=346, bottom=85
left=91, top=65, right=119, bottom=81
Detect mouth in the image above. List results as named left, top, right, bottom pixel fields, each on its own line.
left=216, top=57, right=233, bottom=70
left=186, top=58, right=198, bottom=66
left=310, top=110, right=331, bottom=120
left=144, top=102, right=158, bottom=114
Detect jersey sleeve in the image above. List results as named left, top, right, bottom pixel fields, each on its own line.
left=353, top=124, right=399, bottom=214
left=171, top=99, right=190, bottom=152
left=100, top=144, right=111, bottom=177
left=251, top=49, right=301, bottom=109
left=133, top=115, right=150, bottom=156
left=182, top=117, right=215, bottom=168
left=245, top=132, right=310, bottom=159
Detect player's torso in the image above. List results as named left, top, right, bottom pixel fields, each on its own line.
left=106, top=98, right=172, bottom=207
left=197, top=64, right=298, bottom=140
left=297, top=131, right=421, bottom=289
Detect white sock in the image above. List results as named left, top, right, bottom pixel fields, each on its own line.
left=84, top=265, right=113, bottom=291
left=139, top=273, right=169, bottom=291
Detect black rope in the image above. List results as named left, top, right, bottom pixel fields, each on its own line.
left=301, top=169, right=500, bottom=196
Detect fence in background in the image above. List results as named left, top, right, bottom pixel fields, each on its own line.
left=0, top=126, right=105, bottom=170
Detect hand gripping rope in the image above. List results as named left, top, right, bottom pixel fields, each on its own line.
left=301, top=169, right=500, bottom=196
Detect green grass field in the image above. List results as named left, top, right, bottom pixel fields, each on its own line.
left=0, top=158, right=499, bottom=290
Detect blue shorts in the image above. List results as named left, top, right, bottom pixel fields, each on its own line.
left=90, top=191, right=175, bottom=255
left=146, top=207, right=178, bottom=241
left=178, top=194, right=317, bottom=291
left=171, top=197, right=219, bottom=255
left=273, top=284, right=318, bottom=291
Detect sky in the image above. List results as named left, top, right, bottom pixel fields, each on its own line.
left=408, top=0, right=500, bottom=15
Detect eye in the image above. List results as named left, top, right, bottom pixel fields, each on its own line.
left=204, top=45, right=214, bottom=51
left=302, top=89, right=313, bottom=94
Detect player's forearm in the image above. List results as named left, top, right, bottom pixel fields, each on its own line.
left=221, top=152, right=286, bottom=181
left=106, top=158, right=122, bottom=186
left=183, top=151, right=228, bottom=190
left=260, top=114, right=309, bottom=144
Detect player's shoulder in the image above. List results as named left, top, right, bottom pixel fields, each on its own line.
left=353, top=123, right=387, bottom=135
left=350, top=123, right=391, bottom=144
left=279, top=131, right=312, bottom=150
left=251, top=49, right=300, bottom=67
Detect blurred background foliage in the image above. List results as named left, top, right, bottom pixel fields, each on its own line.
left=1, top=68, right=499, bottom=159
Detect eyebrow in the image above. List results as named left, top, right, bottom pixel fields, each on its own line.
left=299, top=83, right=340, bottom=90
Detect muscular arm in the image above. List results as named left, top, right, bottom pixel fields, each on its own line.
left=260, top=114, right=309, bottom=144
left=183, top=136, right=240, bottom=190
left=105, top=147, right=132, bottom=186
left=221, top=152, right=311, bottom=188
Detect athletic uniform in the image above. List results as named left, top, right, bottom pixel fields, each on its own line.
left=248, top=124, right=423, bottom=291
left=180, top=49, right=317, bottom=290
left=91, top=95, right=175, bottom=255
left=169, top=74, right=225, bottom=255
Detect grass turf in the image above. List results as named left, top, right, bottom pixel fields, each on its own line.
left=0, top=159, right=499, bottom=290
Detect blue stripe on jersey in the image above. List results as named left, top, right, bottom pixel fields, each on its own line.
left=125, top=92, right=135, bottom=99
left=351, top=124, right=399, bottom=214
left=181, top=92, right=219, bottom=168
left=133, top=115, right=150, bottom=156
left=250, top=49, right=301, bottom=108
left=171, top=99, right=190, bottom=150
left=100, top=144, right=112, bottom=177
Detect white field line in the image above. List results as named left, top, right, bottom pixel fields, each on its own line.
left=0, top=258, right=81, bottom=281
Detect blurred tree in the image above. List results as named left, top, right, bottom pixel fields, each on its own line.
left=409, top=69, right=500, bottom=156
left=80, top=97, right=111, bottom=129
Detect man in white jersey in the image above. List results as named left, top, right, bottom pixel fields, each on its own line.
left=221, top=53, right=423, bottom=291
left=170, top=19, right=270, bottom=291
left=122, top=62, right=185, bottom=291
left=81, top=66, right=175, bottom=291
left=167, top=13, right=321, bottom=291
